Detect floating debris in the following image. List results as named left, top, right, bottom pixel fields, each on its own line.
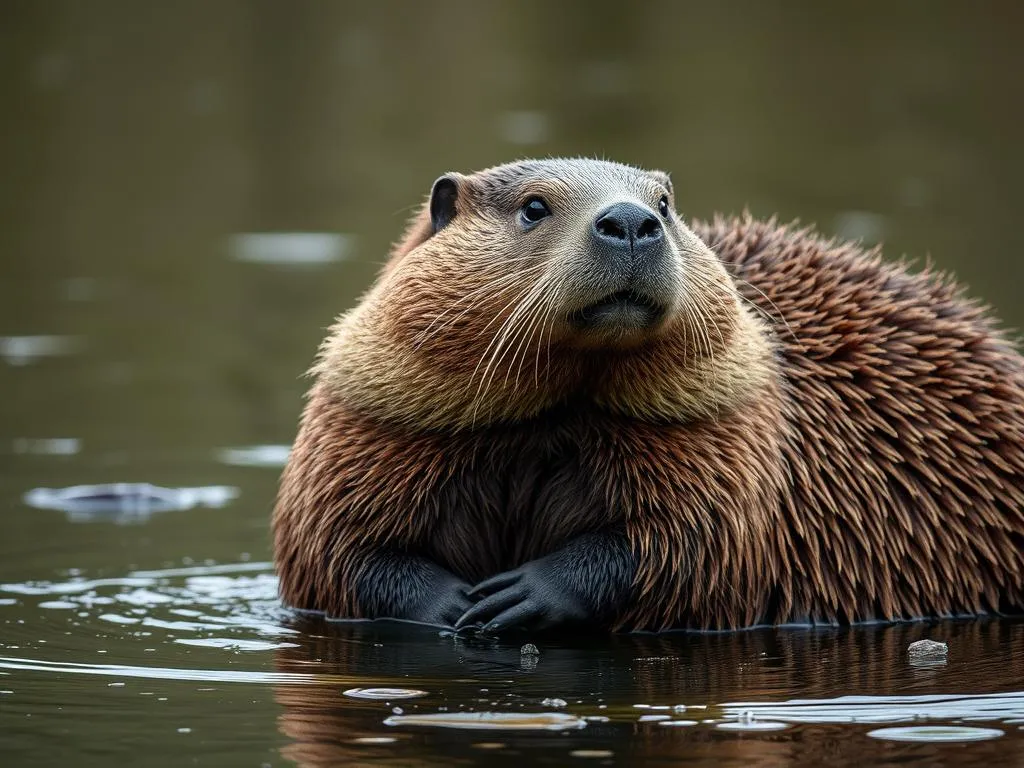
left=638, top=714, right=671, bottom=723
left=569, top=750, right=613, bottom=758
left=23, top=483, right=239, bottom=523
left=216, top=445, right=291, bottom=468
left=520, top=643, right=540, bottom=656
left=658, top=720, right=698, bottom=727
left=229, top=232, right=352, bottom=265
left=867, top=726, right=1003, bottom=742
left=384, top=712, right=587, bottom=731
left=343, top=687, right=428, bottom=701
left=541, top=698, right=567, bottom=708
left=351, top=736, right=397, bottom=745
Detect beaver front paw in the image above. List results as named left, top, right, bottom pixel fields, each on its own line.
left=453, top=558, right=592, bottom=634
left=402, top=567, right=475, bottom=628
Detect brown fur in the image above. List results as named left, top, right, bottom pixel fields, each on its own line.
left=273, top=158, right=1024, bottom=631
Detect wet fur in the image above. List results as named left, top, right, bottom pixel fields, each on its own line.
left=274, top=161, right=1024, bottom=631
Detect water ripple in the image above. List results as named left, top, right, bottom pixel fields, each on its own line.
left=720, top=691, right=1024, bottom=724
left=1, top=560, right=287, bottom=652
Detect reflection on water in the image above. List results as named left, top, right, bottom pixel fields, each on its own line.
left=2, top=0, right=1023, bottom=765
left=2, top=562, right=1023, bottom=765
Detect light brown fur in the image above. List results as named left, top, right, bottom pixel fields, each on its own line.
left=273, top=158, right=1024, bottom=631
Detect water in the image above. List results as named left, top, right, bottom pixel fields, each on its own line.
left=2, top=1, right=1023, bottom=765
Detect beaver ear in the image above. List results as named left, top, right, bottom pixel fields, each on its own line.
left=429, top=173, right=465, bottom=234
left=649, top=170, right=673, bottom=196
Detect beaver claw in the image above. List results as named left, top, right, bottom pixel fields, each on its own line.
left=454, top=557, right=591, bottom=634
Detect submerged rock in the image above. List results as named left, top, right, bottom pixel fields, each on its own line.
left=908, top=639, right=949, bottom=659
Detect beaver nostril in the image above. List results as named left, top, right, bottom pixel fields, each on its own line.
left=637, top=216, right=662, bottom=241
left=595, top=217, right=627, bottom=241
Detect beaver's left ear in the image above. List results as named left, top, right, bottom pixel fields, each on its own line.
left=429, top=172, right=468, bottom=234
left=648, top=170, right=673, bottom=197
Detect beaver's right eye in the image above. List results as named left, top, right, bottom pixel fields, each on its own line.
left=520, top=197, right=551, bottom=226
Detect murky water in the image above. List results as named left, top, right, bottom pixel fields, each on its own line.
left=2, top=2, right=1023, bottom=765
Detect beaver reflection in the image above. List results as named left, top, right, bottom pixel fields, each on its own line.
left=270, top=617, right=1023, bottom=767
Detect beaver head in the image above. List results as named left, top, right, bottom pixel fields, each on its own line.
left=315, top=159, right=775, bottom=430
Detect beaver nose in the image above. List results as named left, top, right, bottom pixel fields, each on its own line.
left=592, top=202, right=663, bottom=251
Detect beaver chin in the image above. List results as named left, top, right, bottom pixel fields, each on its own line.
left=566, top=289, right=668, bottom=344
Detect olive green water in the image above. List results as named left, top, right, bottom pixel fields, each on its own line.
left=2, top=2, right=1024, bottom=766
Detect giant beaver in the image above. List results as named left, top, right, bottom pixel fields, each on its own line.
left=273, top=158, right=1024, bottom=633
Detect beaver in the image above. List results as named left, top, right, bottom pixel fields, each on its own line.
left=272, top=158, right=1024, bottom=633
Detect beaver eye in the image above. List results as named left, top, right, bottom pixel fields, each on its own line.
left=520, top=197, right=551, bottom=226
left=658, top=195, right=670, bottom=218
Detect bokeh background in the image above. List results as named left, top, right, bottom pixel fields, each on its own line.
left=2, top=0, right=1024, bottom=578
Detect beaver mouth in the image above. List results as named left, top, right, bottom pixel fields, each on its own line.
left=568, top=289, right=665, bottom=329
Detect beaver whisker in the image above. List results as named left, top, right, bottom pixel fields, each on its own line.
left=414, top=263, right=546, bottom=350
left=478, top=281, right=547, bottom=421
left=414, top=277, right=520, bottom=350
left=685, top=247, right=801, bottom=349
left=492, top=279, right=549, bottom=390
left=509, top=280, right=553, bottom=389
left=415, top=255, right=544, bottom=346
left=470, top=278, right=549, bottom=425
left=679, top=287, right=718, bottom=417
left=468, top=282, right=536, bottom=421
left=537, top=275, right=567, bottom=388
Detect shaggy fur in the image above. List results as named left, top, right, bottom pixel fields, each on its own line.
left=273, top=158, right=1024, bottom=631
